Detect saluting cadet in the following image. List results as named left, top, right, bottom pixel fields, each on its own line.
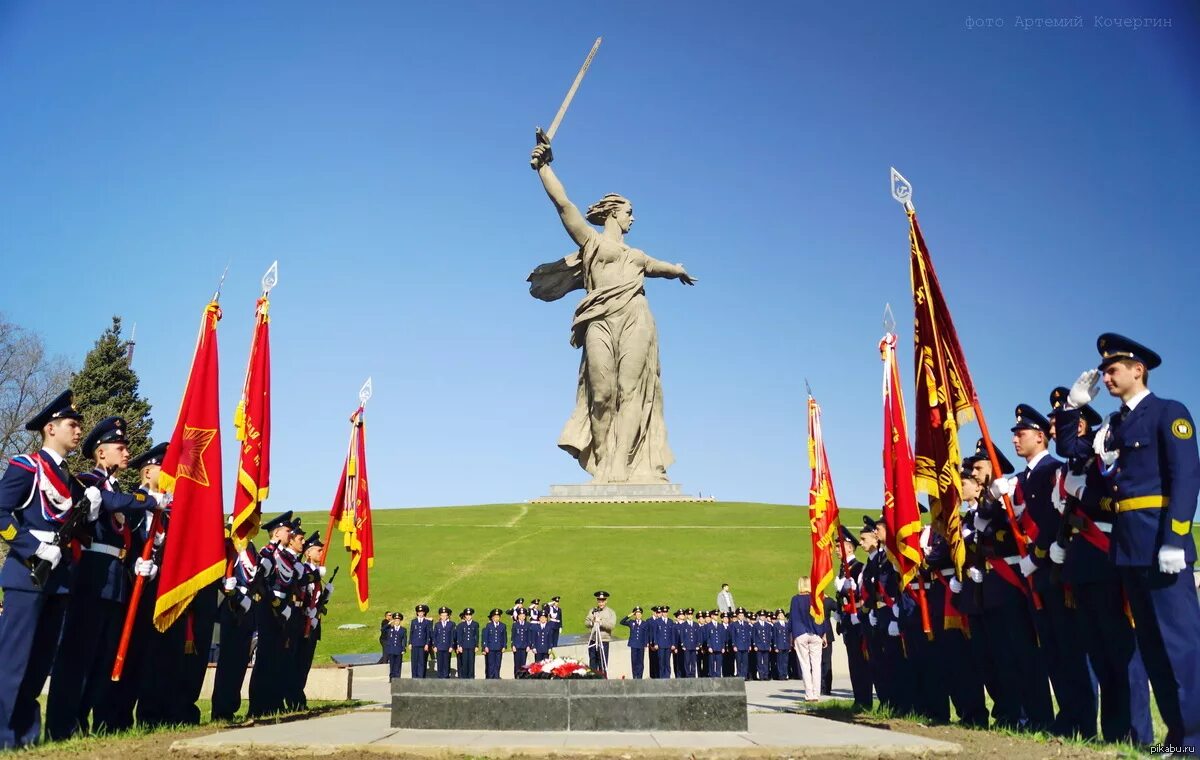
left=707, top=612, right=729, bottom=677
left=409, top=604, right=432, bottom=678
left=996, top=403, right=1093, bottom=738
left=247, top=511, right=297, bottom=717
left=1050, top=384, right=1153, bottom=744
left=729, top=607, right=751, bottom=679
left=531, top=608, right=554, bottom=661
left=0, top=392, right=89, bottom=750
left=47, top=416, right=163, bottom=741
left=455, top=607, right=480, bottom=679
left=834, top=527, right=871, bottom=710
left=974, top=438, right=1054, bottom=733
left=508, top=597, right=526, bottom=622
left=547, top=596, right=563, bottom=647
left=384, top=613, right=408, bottom=679
left=482, top=608, right=507, bottom=679
left=1071, top=335, right=1200, bottom=749
left=619, top=606, right=649, bottom=679
left=528, top=597, right=542, bottom=625
left=772, top=609, right=790, bottom=681
left=510, top=608, right=532, bottom=676
left=432, top=606, right=456, bottom=678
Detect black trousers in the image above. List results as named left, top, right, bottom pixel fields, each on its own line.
left=842, top=628, right=873, bottom=709
left=982, top=586, right=1052, bottom=731
left=1034, top=583, right=1096, bottom=738
left=212, top=608, right=256, bottom=720
left=46, top=593, right=124, bottom=740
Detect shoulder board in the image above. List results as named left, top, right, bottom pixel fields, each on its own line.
left=9, top=455, right=37, bottom=473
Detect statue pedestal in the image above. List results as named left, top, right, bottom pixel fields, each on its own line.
left=531, top=482, right=712, bottom=503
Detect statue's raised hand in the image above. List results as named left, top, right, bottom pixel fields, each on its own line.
left=530, top=128, right=554, bottom=170
left=677, top=266, right=697, bottom=286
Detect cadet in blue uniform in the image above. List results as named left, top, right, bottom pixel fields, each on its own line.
left=510, top=608, right=532, bottom=675
left=1070, top=335, right=1200, bottom=750
left=940, top=465, right=989, bottom=728
left=409, top=604, right=432, bottom=678
left=674, top=607, right=700, bottom=677
left=729, top=607, right=751, bottom=679
left=455, top=607, right=479, bottom=679
left=46, top=415, right=163, bottom=741
left=384, top=613, right=408, bottom=679
left=508, top=597, right=526, bottom=622
left=751, top=609, right=772, bottom=681
left=482, top=608, right=506, bottom=679
left=707, top=612, right=729, bottom=677
left=645, top=606, right=662, bottom=678
left=432, top=606, right=456, bottom=678
left=1007, top=403, right=1094, bottom=738
left=1050, top=385, right=1153, bottom=744
left=669, top=609, right=686, bottom=676
left=772, top=609, right=791, bottom=681
left=294, top=531, right=331, bottom=708
left=905, top=517, right=950, bottom=723
left=530, top=608, right=554, bottom=661
left=547, top=596, right=563, bottom=648
left=0, top=392, right=88, bottom=749
left=620, top=606, right=649, bottom=678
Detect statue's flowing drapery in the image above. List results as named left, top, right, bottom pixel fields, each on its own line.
left=528, top=235, right=673, bottom=483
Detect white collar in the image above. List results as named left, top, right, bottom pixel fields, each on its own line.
left=1126, top=388, right=1151, bottom=412
left=41, top=448, right=65, bottom=465
left=1025, top=449, right=1050, bottom=471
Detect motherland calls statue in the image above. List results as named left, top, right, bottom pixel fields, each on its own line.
left=527, top=138, right=697, bottom=485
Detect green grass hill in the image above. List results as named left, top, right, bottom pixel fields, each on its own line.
left=306, top=501, right=822, bottom=663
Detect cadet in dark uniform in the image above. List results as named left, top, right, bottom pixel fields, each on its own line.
left=0, top=392, right=86, bottom=750
left=482, top=608, right=507, bottom=679
left=620, top=606, right=649, bottom=679
left=432, top=606, right=456, bottom=678
left=646, top=607, right=662, bottom=678
left=510, top=608, right=532, bottom=675
left=729, top=607, right=751, bottom=679
left=508, top=597, right=526, bottom=622
left=247, top=511, right=297, bottom=717
left=47, top=416, right=162, bottom=741
left=1073, top=335, right=1200, bottom=749
left=906, top=518, right=949, bottom=723
left=547, top=596, right=563, bottom=648
left=772, top=609, right=790, bottom=681
left=409, top=604, right=432, bottom=678
left=941, top=466, right=990, bottom=728
left=834, top=527, right=871, bottom=710
left=675, top=607, right=700, bottom=677
left=707, top=612, right=729, bottom=678
left=751, top=609, right=772, bottom=681
left=455, top=607, right=479, bottom=679
left=1050, top=384, right=1153, bottom=744
left=670, top=608, right=686, bottom=676
left=531, top=608, right=554, bottom=661
left=384, top=614, right=407, bottom=679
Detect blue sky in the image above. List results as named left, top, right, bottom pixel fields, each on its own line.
left=2, top=2, right=1197, bottom=511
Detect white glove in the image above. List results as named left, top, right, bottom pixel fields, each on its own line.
left=223, top=576, right=237, bottom=592
left=868, top=610, right=877, bottom=627
left=1067, top=369, right=1100, bottom=409
left=318, top=565, right=327, bottom=577
left=153, top=529, right=166, bottom=547
left=949, top=578, right=963, bottom=594
left=1019, top=555, right=1037, bottom=577
left=1051, top=473, right=1068, bottom=515
left=835, top=576, right=846, bottom=592
left=134, top=557, right=158, bottom=579
left=989, top=476, right=1015, bottom=501
left=281, top=605, right=292, bottom=621
left=891, top=603, right=900, bottom=617
left=85, top=486, right=102, bottom=521
left=324, top=582, right=334, bottom=594
left=967, top=566, right=984, bottom=584
left=850, top=613, right=859, bottom=625
left=35, top=542, right=62, bottom=569
left=1064, top=471, right=1087, bottom=500
left=1158, top=546, right=1187, bottom=575
left=1049, top=542, right=1067, bottom=564
left=1093, top=421, right=1119, bottom=467
left=973, top=513, right=989, bottom=532
left=154, top=490, right=173, bottom=509
left=887, top=621, right=900, bottom=637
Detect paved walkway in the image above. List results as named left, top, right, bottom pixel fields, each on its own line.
left=173, top=670, right=960, bottom=757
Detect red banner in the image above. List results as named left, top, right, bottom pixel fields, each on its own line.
left=909, top=210, right=973, bottom=579
left=806, top=395, right=840, bottom=625
left=155, top=301, right=225, bottom=632
left=880, top=332, right=924, bottom=587
left=331, top=407, right=374, bottom=611
left=231, top=296, right=271, bottom=550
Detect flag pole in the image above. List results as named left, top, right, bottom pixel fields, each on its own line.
left=318, top=377, right=372, bottom=567
left=111, top=510, right=163, bottom=681
left=810, top=378, right=860, bottom=615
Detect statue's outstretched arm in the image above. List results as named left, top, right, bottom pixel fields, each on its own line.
left=532, top=144, right=591, bottom=248
left=643, top=253, right=698, bottom=286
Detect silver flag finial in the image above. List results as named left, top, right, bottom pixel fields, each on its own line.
left=213, top=261, right=231, bottom=302
left=890, top=167, right=914, bottom=211
left=262, top=260, right=279, bottom=294
left=883, top=302, right=896, bottom=334
left=359, top=377, right=373, bottom=406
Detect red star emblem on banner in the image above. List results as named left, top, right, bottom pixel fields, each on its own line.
left=177, top=426, right=217, bottom=487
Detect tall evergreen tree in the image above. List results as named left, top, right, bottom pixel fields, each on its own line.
left=71, top=316, right=154, bottom=489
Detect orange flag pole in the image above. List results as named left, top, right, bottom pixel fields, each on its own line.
left=111, top=510, right=162, bottom=681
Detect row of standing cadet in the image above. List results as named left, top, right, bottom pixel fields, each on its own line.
left=832, top=334, right=1200, bottom=754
